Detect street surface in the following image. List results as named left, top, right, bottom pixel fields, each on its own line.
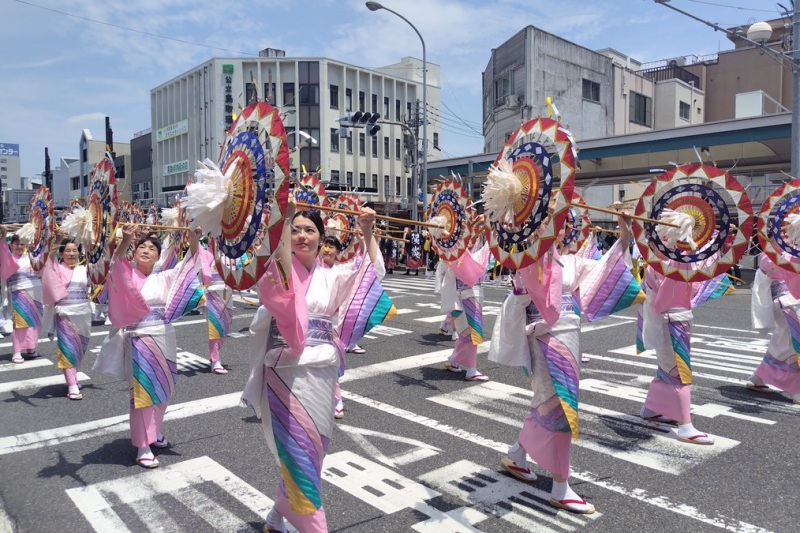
left=0, top=273, right=797, bottom=533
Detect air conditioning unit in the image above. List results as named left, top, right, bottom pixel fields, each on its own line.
left=667, top=57, right=686, bottom=67
left=506, top=94, right=520, bottom=108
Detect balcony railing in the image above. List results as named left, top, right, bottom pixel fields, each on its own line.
left=640, top=64, right=701, bottom=90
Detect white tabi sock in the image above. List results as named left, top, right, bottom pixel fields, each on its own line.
left=507, top=441, right=528, bottom=470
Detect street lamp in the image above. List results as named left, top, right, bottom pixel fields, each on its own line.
left=655, top=1, right=800, bottom=177
left=366, top=1, right=427, bottom=221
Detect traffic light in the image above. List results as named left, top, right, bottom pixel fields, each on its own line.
left=366, top=113, right=381, bottom=136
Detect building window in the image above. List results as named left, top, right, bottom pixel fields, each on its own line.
left=395, top=99, right=401, bottom=120
left=346, top=134, right=353, bottom=154
left=359, top=172, right=366, bottom=188
left=71, top=177, right=79, bottom=190
left=383, top=97, right=390, bottom=118
left=582, top=79, right=600, bottom=102
left=384, top=175, right=391, bottom=196
left=679, top=100, right=691, bottom=120
left=346, top=171, right=353, bottom=187
left=494, top=76, right=510, bottom=107
left=330, top=170, right=340, bottom=184
left=299, top=84, right=319, bottom=104
left=0, top=167, right=5, bottom=171
left=396, top=176, right=401, bottom=196
left=285, top=127, right=296, bottom=150
left=371, top=94, right=378, bottom=113
left=283, top=83, right=295, bottom=107
left=330, top=85, right=339, bottom=109
left=358, top=91, right=365, bottom=111
left=407, top=178, right=413, bottom=199
left=407, top=102, right=412, bottom=119
left=330, top=128, right=339, bottom=152
left=630, top=91, right=652, bottom=127
left=371, top=135, right=378, bottom=158
left=0, top=159, right=6, bottom=163
left=395, top=139, right=401, bottom=160
left=359, top=133, right=366, bottom=156
left=345, top=88, right=352, bottom=111
left=383, top=137, right=390, bottom=159
left=245, top=82, right=258, bottom=105
left=433, top=132, right=439, bottom=150
left=263, top=83, right=276, bottom=105
left=371, top=173, right=378, bottom=190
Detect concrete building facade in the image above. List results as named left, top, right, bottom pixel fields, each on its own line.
left=73, top=129, right=130, bottom=204
left=150, top=50, right=441, bottom=212
left=0, top=143, right=22, bottom=193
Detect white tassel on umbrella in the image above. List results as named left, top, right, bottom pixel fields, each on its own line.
left=483, top=158, right=521, bottom=225
left=15, top=223, right=36, bottom=247
left=160, top=207, right=179, bottom=228
left=325, top=216, right=345, bottom=238
left=427, top=215, right=449, bottom=239
left=60, top=206, right=95, bottom=247
left=785, top=213, right=800, bottom=247
left=181, top=158, right=235, bottom=237
left=655, top=208, right=697, bottom=250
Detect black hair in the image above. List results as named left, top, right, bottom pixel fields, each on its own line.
left=293, top=210, right=325, bottom=246
left=59, top=238, right=81, bottom=256
left=135, top=233, right=162, bottom=256
left=323, top=235, right=342, bottom=251
left=9, top=235, right=20, bottom=245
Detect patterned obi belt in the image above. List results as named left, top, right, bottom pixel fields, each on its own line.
left=8, top=270, right=38, bottom=287
left=525, top=293, right=574, bottom=323
left=131, top=306, right=167, bottom=327
left=270, top=313, right=335, bottom=349
left=61, top=282, right=88, bottom=305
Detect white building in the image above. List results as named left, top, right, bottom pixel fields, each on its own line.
left=0, top=143, right=22, bottom=192
left=150, top=50, right=441, bottom=211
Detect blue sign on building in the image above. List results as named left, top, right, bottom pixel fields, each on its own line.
left=0, top=143, right=20, bottom=157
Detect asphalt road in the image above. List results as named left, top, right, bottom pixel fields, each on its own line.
left=0, top=272, right=797, bottom=533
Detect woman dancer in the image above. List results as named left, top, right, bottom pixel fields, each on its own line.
left=443, top=239, right=491, bottom=381
left=197, top=236, right=233, bottom=374
left=42, top=237, right=91, bottom=399
left=493, top=212, right=633, bottom=515
left=241, top=198, right=379, bottom=533
left=0, top=228, right=43, bottom=364
left=747, top=252, right=800, bottom=403
left=105, top=225, right=202, bottom=468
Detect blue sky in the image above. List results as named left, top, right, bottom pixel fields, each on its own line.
left=0, top=0, right=782, bottom=178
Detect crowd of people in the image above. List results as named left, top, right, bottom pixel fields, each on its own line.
left=2, top=198, right=797, bottom=532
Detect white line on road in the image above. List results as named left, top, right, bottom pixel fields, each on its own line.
left=341, top=390, right=772, bottom=533
left=0, top=372, right=90, bottom=394
left=0, top=359, right=52, bottom=372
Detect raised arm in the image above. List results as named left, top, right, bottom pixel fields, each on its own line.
left=358, top=207, right=378, bottom=264
left=114, top=224, right=136, bottom=261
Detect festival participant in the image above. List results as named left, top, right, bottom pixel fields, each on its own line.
left=241, top=198, right=379, bottom=533
left=42, top=237, right=91, bottom=400
left=442, top=238, right=491, bottom=381
left=435, top=258, right=458, bottom=340
left=492, top=211, right=635, bottom=515
left=104, top=225, right=203, bottom=468
left=746, top=252, right=800, bottom=403
left=405, top=228, right=422, bottom=276
left=0, top=228, right=43, bottom=364
left=379, top=224, right=397, bottom=274
left=197, top=234, right=233, bottom=374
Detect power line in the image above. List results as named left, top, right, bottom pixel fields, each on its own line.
left=425, top=112, right=484, bottom=138
left=424, top=105, right=484, bottom=136
left=12, top=0, right=258, bottom=56
left=686, top=0, right=777, bottom=13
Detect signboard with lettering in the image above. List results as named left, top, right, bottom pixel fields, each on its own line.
left=155, top=120, right=189, bottom=142
left=163, top=159, right=189, bottom=176
left=0, top=143, right=20, bottom=157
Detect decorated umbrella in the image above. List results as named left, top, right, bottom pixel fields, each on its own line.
left=160, top=184, right=191, bottom=257
left=84, top=158, right=118, bottom=286
left=118, top=202, right=143, bottom=260
left=426, top=179, right=474, bottom=262
left=482, top=116, right=576, bottom=269
left=561, top=192, right=591, bottom=254
left=325, top=193, right=363, bottom=263
left=294, top=171, right=328, bottom=208
left=145, top=203, right=159, bottom=225
left=20, top=186, right=55, bottom=272
left=757, top=177, right=800, bottom=275
left=183, top=101, right=291, bottom=290
left=633, top=163, right=753, bottom=282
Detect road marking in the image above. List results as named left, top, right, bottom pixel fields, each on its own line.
left=582, top=353, right=751, bottom=384
left=341, top=390, right=772, bottom=532
left=323, top=451, right=487, bottom=532
left=336, top=425, right=441, bottom=467
left=65, top=456, right=275, bottom=532
left=175, top=350, right=209, bottom=371
left=426, top=381, right=738, bottom=475
left=420, top=460, right=601, bottom=532
left=608, top=346, right=755, bottom=375
left=0, top=372, right=90, bottom=394
left=0, top=392, right=241, bottom=455
left=393, top=308, right=418, bottom=315
left=582, top=319, right=634, bottom=332
left=413, top=306, right=500, bottom=323
left=581, top=378, right=775, bottom=425
left=0, top=358, right=52, bottom=372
